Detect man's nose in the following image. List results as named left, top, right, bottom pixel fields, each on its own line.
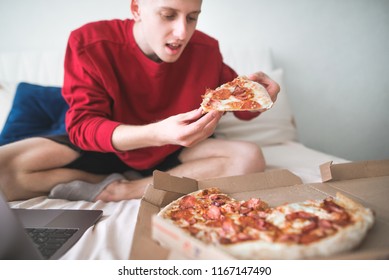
left=172, top=18, right=187, bottom=40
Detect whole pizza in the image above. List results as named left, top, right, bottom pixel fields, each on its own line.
left=158, top=188, right=374, bottom=259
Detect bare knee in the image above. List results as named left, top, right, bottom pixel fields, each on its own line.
left=231, top=141, right=265, bottom=174
left=0, top=138, right=79, bottom=201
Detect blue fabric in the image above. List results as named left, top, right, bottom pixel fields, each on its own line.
left=0, top=82, right=68, bottom=146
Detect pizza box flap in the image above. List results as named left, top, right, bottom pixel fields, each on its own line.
left=198, top=169, right=302, bottom=193
left=320, top=160, right=389, bottom=182
left=152, top=170, right=198, bottom=194
left=152, top=169, right=303, bottom=195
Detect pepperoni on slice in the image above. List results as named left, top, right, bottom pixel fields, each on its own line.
left=241, top=100, right=262, bottom=110
left=179, top=195, right=197, bottom=209
left=277, top=233, right=300, bottom=243
left=212, top=88, right=231, bottom=100
left=286, top=211, right=316, bottom=221
left=299, top=233, right=322, bottom=244
left=232, top=86, right=254, bottom=101
left=319, top=219, right=334, bottom=229
left=205, top=99, right=221, bottom=109
left=204, top=205, right=221, bottom=220
left=241, top=198, right=269, bottom=211
left=323, top=198, right=346, bottom=213
left=170, top=209, right=194, bottom=221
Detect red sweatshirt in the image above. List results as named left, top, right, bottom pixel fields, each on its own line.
left=63, top=19, right=258, bottom=170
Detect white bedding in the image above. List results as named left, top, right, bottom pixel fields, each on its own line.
left=1, top=49, right=348, bottom=259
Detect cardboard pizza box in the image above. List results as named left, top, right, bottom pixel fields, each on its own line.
left=129, top=159, right=389, bottom=260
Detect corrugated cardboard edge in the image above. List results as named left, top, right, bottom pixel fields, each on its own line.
left=320, top=160, right=389, bottom=182
left=198, top=169, right=303, bottom=193
left=153, top=170, right=198, bottom=194
left=153, top=169, right=303, bottom=194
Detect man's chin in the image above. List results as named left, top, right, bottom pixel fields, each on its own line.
left=158, top=47, right=184, bottom=63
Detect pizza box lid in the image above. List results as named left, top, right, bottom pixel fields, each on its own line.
left=130, top=159, right=389, bottom=260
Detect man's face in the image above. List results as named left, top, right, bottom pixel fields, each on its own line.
left=132, top=0, right=202, bottom=63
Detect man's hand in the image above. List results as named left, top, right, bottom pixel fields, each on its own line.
left=233, top=71, right=280, bottom=121
left=247, top=71, right=280, bottom=102
left=156, top=108, right=223, bottom=147
left=111, top=108, right=222, bottom=151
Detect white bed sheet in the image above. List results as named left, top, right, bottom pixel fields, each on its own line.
left=263, top=141, right=349, bottom=183
left=8, top=141, right=348, bottom=260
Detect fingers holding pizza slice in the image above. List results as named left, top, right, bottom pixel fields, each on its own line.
left=200, top=76, right=274, bottom=113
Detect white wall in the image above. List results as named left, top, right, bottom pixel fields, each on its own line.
left=1, top=0, right=388, bottom=161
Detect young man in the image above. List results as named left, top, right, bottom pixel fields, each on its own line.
left=0, top=0, right=280, bottom=202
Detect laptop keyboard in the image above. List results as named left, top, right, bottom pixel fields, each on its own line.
left=25, top=228, right=78, bottom=259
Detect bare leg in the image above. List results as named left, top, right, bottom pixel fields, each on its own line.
left=0, top=137, right=105, bottom=201
left=95, top=138, right=265, bottom=202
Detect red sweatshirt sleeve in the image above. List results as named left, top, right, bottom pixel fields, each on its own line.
left=62, top=33, right=121, bottom=152
left=219, top=63, right=261, bottom=121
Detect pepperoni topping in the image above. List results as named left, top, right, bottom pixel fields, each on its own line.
left=221, top=218, right=239, bottom=234
left=204, top=205, right=222, bottom=220
left=299, top=233, right=322, bottom=245
left=179, top=195, right=197, bottom=209
left=241, top=100, right=261, bottom=110
left=301, top=220, right=319, bottom=233
left=286, top=211, right=316, bottom=221
left=323, top=198, right=346, bottom=213
left=231, top=86, right=253, bottom=101
left=170, top=209, right=193, bottom=221
left=322, top=198, right=351, bottom=226
left=277, top=233, right=300, bottom=243
left=209, top=194, right=229, bottom=207
left=185, top=226, right=200, bottom=236
left=319, top=219, right=334, bottom=229
left=241, top=198, right=268, bottom=211
left=212, top=88, right=231, bottom=100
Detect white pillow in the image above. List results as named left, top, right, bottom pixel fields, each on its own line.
left=221, top=46, right=273, bottom=74
left=214, top=68, right=297, bottom=146
left=0, top=81, right=18, bottom=132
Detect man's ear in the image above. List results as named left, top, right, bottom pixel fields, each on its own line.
left=131, top=0, right=141, bottom=21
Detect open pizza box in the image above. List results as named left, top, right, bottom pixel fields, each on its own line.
left=129, top=159, right=389, bottom=260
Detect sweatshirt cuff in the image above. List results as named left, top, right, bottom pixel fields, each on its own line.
left=233, top=111, right=261, bottom=121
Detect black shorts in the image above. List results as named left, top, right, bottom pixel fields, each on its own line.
left=44, top=134, right=183, bottom=177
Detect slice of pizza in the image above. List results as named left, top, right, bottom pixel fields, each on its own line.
left=158, top=188, right=375, bottom=260
left=200, top=76, right=274, bottom=112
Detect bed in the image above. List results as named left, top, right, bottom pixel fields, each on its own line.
left=0, top=47, right=348, bottom=260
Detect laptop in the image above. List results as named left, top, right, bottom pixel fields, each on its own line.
left=0, top=191, right=103, bottom=260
